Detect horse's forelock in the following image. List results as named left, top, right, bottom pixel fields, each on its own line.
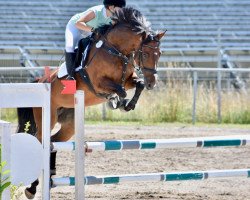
left=96, top=7, right=153, bottom=41
left=112, top=7, right=151, bottom=36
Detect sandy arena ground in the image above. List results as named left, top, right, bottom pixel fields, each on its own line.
left=19, top=124, right=250, bottom=200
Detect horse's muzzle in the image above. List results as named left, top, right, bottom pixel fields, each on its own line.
left=145, top=74, right=157, bottom=90
left=146, top=83, right=155, bottom=90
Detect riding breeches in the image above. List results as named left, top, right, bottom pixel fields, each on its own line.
left=65, top=22, right=90, bottom=53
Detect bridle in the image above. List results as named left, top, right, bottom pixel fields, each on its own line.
left=136, top=39, right=160, bottom=75
left=100, top=33, right=160, bottom=79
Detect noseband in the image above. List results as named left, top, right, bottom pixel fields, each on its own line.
left=137, top=42, right=159, bottom=75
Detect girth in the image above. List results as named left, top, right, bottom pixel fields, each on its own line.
left=78, top=68, right=110, bottom=98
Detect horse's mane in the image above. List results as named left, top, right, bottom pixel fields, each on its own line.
left=95, top=7, right=153, bottom=36
left=95, top=24, right=111, bottom=35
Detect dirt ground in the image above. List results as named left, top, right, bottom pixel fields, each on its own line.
left=20, top=124, right=250, bottom=200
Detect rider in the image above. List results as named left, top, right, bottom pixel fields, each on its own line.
left=65, top=0, right=126, bottom=79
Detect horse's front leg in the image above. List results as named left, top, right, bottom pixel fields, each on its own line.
left=121, top=76, right=145, bottom=112
left=108, top=73, right=145, bottom=111
left=98, top=77, right=127, bottom=109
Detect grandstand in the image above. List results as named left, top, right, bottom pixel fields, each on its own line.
left=0, top=0, right=250, bottom=83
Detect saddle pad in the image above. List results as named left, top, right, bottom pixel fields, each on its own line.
left=57, top=62, right=82, bottom=79
left=57, top=62, right=67, bottom=78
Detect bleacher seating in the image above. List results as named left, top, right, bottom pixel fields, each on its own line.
left=0, top=0, right=249, bottom=82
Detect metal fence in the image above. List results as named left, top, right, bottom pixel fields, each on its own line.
left=158, top=68, right=250, bottom=123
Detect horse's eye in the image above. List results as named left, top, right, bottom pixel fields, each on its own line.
left=143, top=53, right=148, bottom=59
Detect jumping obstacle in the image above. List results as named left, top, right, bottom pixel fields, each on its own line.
left=51, top=135, right=250, bottom=190
left=53, top=135, right=250, bottom=152
left=52, top=168, right=250, bottom=186
left=0, top=83, right=85, bottom=200
left=2, top=83, right=250, bottom=200
left=50, top=101, right=250, bottom=200
left=0, top=83, right=51, bottom=200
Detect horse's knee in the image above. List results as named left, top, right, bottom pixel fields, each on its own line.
left=116, top=87, right=127, bottom=98
left=136, top=80, right=145, bottom=90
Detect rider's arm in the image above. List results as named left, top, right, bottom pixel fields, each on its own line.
left=75, top=10, right=95, bottom=32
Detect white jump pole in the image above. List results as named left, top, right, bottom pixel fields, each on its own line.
left=74, top=90, right=85, bottom=200
left=0, top=120, right=11, bottom=200
left=0, top=83, right=51, bottom=200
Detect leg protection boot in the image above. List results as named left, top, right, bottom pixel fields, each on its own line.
left=50, top=150, right=57, bottom=176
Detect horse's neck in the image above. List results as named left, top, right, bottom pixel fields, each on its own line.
left=106, top=29, right=141, bottom=55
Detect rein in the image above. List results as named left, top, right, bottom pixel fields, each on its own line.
left=101, top=36, right=135, bottom=87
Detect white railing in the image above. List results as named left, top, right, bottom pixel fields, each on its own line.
left=1, top=66, right=250, bottom=72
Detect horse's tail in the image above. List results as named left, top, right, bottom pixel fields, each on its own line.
left=17, top=107, right=37, bottom=136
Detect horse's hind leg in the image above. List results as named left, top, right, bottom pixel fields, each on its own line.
left=51, top=108, right=75, bottom=142
left=33, top=104, right=58, bottom=142
left=51, top=120, right=75, bottom=142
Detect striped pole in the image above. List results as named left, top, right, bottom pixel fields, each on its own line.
left=52, top=168, right=250, bottom=186
left=52, top=135, right=250, bottom=152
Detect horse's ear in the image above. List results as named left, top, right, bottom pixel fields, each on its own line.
left=154, top=30, right=167, bottom=41
left=142, top=31, right=147, bottom=40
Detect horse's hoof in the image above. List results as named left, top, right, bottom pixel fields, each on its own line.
left=24, top=188, right=35, bottom=199
left=118, top=99, right=134, bottom=112
left=124, top=100, right=136, bottom=112
left=124, top=104, right=135, bottom=111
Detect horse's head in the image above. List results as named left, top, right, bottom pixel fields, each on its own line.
left=94, top=7, right=166, bottom=90
left=109, top=7, right=166, bottom=90
left=136, top=31, right=166, bottom=90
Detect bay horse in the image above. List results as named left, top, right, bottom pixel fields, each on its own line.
left=17, top=7, right=166, bottom=199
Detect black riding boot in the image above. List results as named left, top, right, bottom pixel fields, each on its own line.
left=65, top=52, right=76, bottom=80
